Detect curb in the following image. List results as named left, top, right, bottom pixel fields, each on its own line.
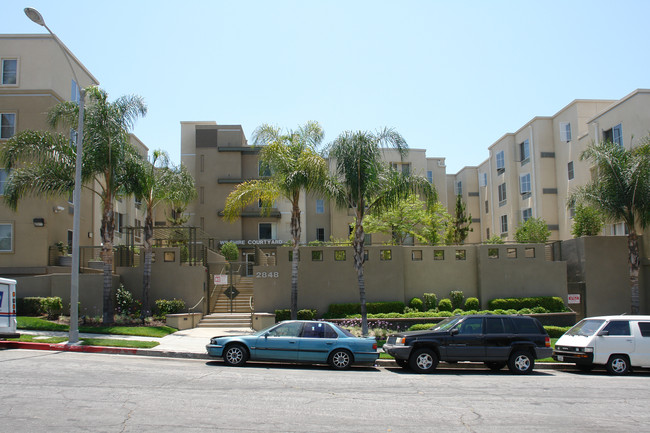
left=2, top=341, right=573, bottom=368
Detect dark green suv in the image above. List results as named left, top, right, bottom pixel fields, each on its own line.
left=383, top=315, right=552, bottom=374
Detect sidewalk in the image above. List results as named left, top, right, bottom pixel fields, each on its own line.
left=1, top=327, right=575, bottom=370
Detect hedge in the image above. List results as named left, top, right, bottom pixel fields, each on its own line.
left=17, top=297, right=45, bottom=316
left=408, top=323, right=572, bottom=336
left=155, top=298, right=186, bottom=316
left=275, top=309, right=317, bottom=322
left=487, top=296, right=566, bottom=312
left=325, top=301, right=405, bottom=318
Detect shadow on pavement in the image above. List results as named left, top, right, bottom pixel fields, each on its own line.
left=205, top=360, right=381, bottom=372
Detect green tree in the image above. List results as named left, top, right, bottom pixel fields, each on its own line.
left=165, top=164, right=197, bottom=227
left=223, top=121, right=330, bottom=320
left=445, top=194, right=473, bottom=245
left=571, top=204, right=604, bottom=237
left=1, top=87, right=146, bottom=324
left=514, top=217, right=551, bottom=243
left=220, top=242, right=239, bottom=261
left=568, top=139, right=650, bottom=313
left=328, top=128, right=437, bottom=335
left=483, top=235, right=505, bottom=244
left=363, top=194, right=428, bottom=245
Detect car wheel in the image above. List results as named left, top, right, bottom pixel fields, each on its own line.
left=409, top=348, right=439, bottom=374
left=606, top=355, right=630, bottom=375
left=485, top=361, right=507, bottom=371
left=329, top=349, right=353, bottom=370
left=223, top=343, right=248, bottom=367
left=508, top=350, right=534, bottom=374
left=395, top=358, right=409, bottom=369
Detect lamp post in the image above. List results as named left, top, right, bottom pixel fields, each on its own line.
left=25, top=7, right=84, bottom=344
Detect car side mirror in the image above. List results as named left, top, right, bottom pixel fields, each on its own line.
left=598, top=330, right=609, bottom=337
left=451, top=328, right=459, bottom=336
left=264, top=333, right=269, bottom=338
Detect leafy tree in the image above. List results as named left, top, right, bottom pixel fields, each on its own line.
left=328, top=128, right=437, bottom=335
left=571, top=204, right=604, bottom=237
left=220, top=242, right=239, bottom=261
left=165, top=163, right=197, bottom=227
left=568, top=139, right=650, bottom=313
left=223, top=121, right=330, bottom=320
left=514, top=217, right=551, bottom=243
left=420, top=201, right=452, bottom=245
left=1, top=87, right=146, bottom=324
left=446, top=194, right=473, bottom=245
left=363, top=194, right=428, bottom=245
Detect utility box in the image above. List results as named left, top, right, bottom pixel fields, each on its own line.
left=0, top=278, right=19, bottom=339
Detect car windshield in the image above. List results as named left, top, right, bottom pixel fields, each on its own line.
left=565, top=319, right=606, bottom=337
left=430, top=316, right=464, bottom=332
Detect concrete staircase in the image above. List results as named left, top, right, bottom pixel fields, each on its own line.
left=197, top=276, right=255, bottom=328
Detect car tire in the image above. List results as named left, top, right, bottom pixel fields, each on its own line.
left=409, top=348, right=439, bottom=374
left=606, top=355, right=630, bottom=375
left=485, top=361, right=507, bottom=371
left=223, top=343, right=248, bottom=367
left=329, top=349, right=353, bottom=370
left=395, top=358, right=409, bottom=369
left=508, top=350, right=534, bottom=374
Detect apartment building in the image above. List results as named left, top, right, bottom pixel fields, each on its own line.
left=0, top=34, right=148, bottom=271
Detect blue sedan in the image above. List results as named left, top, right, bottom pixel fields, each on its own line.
left=206, top=320, right=379, bottom=369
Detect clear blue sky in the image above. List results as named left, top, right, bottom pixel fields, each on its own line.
left=4, top=0, right=649, bottom=173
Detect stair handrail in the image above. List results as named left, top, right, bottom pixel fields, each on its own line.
left=188, top=296, right=204, bottom=314
left=249, top=295, right=254, bottom=329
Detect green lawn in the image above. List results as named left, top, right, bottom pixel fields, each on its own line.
left=17, top=317, right=177, bottom=337
left=9, top=334, right=159, bottom=349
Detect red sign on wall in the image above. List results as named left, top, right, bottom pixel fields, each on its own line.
left=568, top=294, right=581, bottom=304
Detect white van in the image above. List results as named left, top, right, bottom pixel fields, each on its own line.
left=0, top=278, right=19, bottom=339
left=553, top=315, right=650, bottom=375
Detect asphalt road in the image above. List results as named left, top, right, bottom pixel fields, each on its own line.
left=1, top=350, right=649, bottom=433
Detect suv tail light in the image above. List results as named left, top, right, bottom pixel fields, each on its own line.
left=545, top=336, right=551, bottom=348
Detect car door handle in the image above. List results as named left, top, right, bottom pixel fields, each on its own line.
left=289, top=341, right=296, bottom=344
left=326, top=342, right=333, bottom=345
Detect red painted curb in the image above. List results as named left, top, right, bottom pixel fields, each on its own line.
left=0, top=340, right=138, bottom=355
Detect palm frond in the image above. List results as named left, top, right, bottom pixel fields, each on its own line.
left=223, top=179, right=280, bottom=222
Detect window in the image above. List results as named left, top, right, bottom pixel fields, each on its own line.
left=301, top=322, right=337, bottom=339
left=604, top=124, right=623, bottom=147
left=259, top=222, right=276, bottom=239
left=488, top=248, right=499, bottom=259
left=311, top=250, right=323, bottom=261
left=522, top=208, right=532, bottom=222
left=485, top=200, right=489, bottom=214
left=258, top=161, right=271, bottom=177
left=426, top=170, right=433, bottom=183
left=200, top=155, right=205, bottom=172
left=0, top=168, right=9, bottom=196
left=456, top=181, right=462, bottom=196
left=479, top=172, right=487, bottom=187
left=507, top=248, right=517, bottom=258
left=486, top=228, right=490, bottom=238
left=268, top=322, right=303, bottom=337
left=455, top=249, right=466, bottom=260
left=364, top=250, right=369, bottom=262
left=500, top=215, right=508, bottom=234
left=513, top=317, right=539, bottom=334
left=520, top=139, right=530, bottom=164
left=638, top=322, right=650, bottom=337
left=199, top=187, right=204, bottom=204
left=380, top=249, right=392, bottom=261
left=1, top=59, right=17, bottom=85
left=1, top=113, right=16, bottom=139
left=316, top=199, right=324, bottom=214
left=411, top=250, right=422, bottom=261
left=567, top=161, right=574, bottom=180
left=334, top=250, right=346, bottom=261
left=200, top=217, right=205, bottom=231
left=520, top=174, right=531, bottom=195
left=612, top=222, right=629, bottom=236
left=434, top=250, right=444, bottom=260
left=316, top=228, right=325, bottom=242
left=457, top=317, right=483, bottom=334
left=391, top=162, right=410, bottom=175
left=486, top=318, right=505, bottom=334
left=603, top=321, right=631, bottom=336
left=498, top=183, right=507, bottom=205
left=560, top=122, right=572, bottom=142
left=116, top=213, right=125, bottom=233
left=0, top=222, right=12, bottom=252
left=496, top=151, right=505, bottom=174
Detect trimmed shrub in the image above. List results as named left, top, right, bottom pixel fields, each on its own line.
left=532, top=306, right=549, bottom=314
left=41, top=297, right=63, bottom=320
left=155, top=298, right=186, bottom=317
left=544, top=326, right=571, bottom=338
left=326, top=301, right=405, bottom=318
left=517, top=308, right=533, bottom=315
left=422, top=293, right=438, bottom=311
left=487, top=296, right=566, bottom=313
left=437, top=298, right=453, bottom=312
left=115, top=284, right=134, bottom=315
left=449, top=291, right=465, bottom=310
left=409, top=297, right=424, bottom=312
left=462, top=310, right=478, bottom=315
left=408, top=323, right=437, bottom=331
left=437, top=311, right=453, bottom=317
left=464, top=297, right=480, bottom=311
left=220, top=242, right=239, bottom=261
left=452, top=308, right=464, bottom=316
left=275, top=309, right=317, bottom=322
left=17, top=297, right=45, bottom=316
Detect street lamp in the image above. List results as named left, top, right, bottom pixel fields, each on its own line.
left=25, top=7, right=84, bottom=344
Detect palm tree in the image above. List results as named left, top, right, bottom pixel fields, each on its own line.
left=1, top=87, right=147, bottom=324
left=568, top=139, right=650, bottom=314
left=328, top=128, right=437, bottom=335
left=223, top=121, right=330, bottom=319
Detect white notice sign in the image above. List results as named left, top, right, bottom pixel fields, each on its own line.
left=214, top=275, right=228, bottom=285
left=568, top=294, right=581, bottom=304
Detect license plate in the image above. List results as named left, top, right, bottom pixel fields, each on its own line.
left=557, top=355, right=564, bottom=361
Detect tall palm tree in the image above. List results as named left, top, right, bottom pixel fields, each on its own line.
left=1, top=87, right=147, bottom=324
left=328, top=128, right=437, bottom=335
left=568, top=139, right=650, bottom=314
left=223, top=121, right=330, bottom=319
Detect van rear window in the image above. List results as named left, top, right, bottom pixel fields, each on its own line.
left=638, top=322, right=650, bottom=337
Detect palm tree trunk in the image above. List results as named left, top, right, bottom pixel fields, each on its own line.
left=290, top=198, right=301, bottom=320
left=353, top=213, right=368, bottom=336
left=100, top=203, right=115, bottom=325
left=628, top=231, right=641, bottom=314
left=142, top=212, right=153, bottom=318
